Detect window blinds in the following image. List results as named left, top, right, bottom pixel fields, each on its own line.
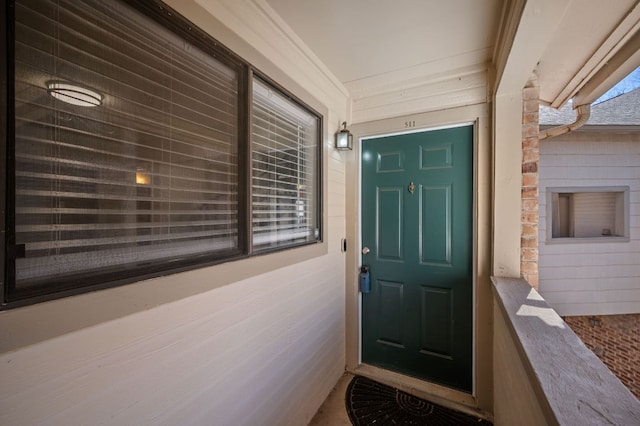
left=251, top=78, right=319, bottom=251
left=13, top=0, right=240, bottom=289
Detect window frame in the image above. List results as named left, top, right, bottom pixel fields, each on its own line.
left=248, top=72, right=323, bottom=255
left=545, top=186, right=630, bottom=244
left=0, top=0, right=8, bottom=310
left=1, top=0, right=323, bottom=309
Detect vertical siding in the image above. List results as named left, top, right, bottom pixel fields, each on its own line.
left=538, top=133, right=640, bottom=315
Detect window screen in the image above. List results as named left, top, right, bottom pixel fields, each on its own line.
left=251, top=78, right=320, bottom=251
left=13, top=0, right=240, bottom=292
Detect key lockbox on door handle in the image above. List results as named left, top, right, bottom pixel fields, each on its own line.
left=359, top=265, right=371, bottom=293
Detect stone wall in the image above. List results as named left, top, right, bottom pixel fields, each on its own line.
left=564, top=314, right=640, bottom=399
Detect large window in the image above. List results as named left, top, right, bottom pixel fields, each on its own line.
left=2, top=0, right=322, bottom=307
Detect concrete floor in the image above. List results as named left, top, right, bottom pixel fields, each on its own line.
left=309, top=373, right=354, bottom=425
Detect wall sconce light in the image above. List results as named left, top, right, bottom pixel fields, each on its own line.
left=46, top=81, right=103, bottom=107
left=335, top=121, right=353, bottom=150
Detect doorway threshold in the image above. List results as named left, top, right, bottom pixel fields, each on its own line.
left=350, top=364, right=492, bottom=422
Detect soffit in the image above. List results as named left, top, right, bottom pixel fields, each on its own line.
left=535, top=0, right=640, bottom=107
left=261, top=0, right=638, bottom=110
left=264, top=0, right=503, bottom=88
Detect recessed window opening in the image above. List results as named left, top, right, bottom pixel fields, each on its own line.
left=549, top=188, right=628, bottom=240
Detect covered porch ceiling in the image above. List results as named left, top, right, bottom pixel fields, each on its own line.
left=264, top=0, right=640, bottom=109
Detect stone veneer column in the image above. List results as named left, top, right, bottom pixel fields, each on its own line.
left=521, top=81, right=539, bottom=289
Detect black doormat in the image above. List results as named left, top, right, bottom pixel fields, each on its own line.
left=345, top=375, right=492, bottom=425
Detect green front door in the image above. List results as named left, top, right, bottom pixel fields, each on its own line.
left=361, top=125, right=473, bottom=392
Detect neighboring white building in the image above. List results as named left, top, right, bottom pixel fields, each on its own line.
left=539, top=88, right=640, bottom=316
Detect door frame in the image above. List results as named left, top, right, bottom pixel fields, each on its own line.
left=344, top=104, right=492, bottom=411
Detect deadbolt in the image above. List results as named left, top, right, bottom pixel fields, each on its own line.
left=362, top=247, right=370, bottom=255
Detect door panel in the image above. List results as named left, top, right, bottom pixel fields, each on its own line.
left=377, top=188, right=404, bottom=261
left=377, top=280, right=405, bottom=347
left=420, top=143, right=453, bottom=169
left=420, top=286, right=453, bottom=358
left=377, top=151, right=405, bottom=173
left=420, top=185, right=452, bottom=265
left=361, top=125, right=473, bottom=392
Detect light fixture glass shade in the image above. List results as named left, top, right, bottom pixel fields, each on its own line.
left=46, top=81, right=103, bottom=107
left=335, top=121, right=353, bottom=150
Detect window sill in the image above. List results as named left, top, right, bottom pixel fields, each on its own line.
left=545, top=236, right=630, bottom=244
left=0, top=240, right=326, bottom=354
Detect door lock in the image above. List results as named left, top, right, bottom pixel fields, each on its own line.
left=359, top=265, right=371, bottom=293
left=362, top=247, right=370, bottom=255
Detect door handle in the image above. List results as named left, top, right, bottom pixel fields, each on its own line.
left=362, top=247, right=370, bottom=255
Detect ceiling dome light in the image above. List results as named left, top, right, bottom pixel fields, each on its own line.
left=46, top=81, right=103, bottom=107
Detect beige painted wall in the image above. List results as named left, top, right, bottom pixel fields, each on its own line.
left=1, top=256, right=347, bottom=425
left=0, top=1, right=349, bottom=425
left=493, top=301, right=551, bottom=426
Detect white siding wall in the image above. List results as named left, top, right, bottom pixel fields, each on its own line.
left=0, top=245, right=346, bottom=425
left=0, top=1, right=349, bottom=425
left=539, top=132, right=640, bottom=316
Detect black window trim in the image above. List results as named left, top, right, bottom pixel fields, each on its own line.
left=1, top=0, right=323, bottom=309
left=1, top=0, right=11, bottom=310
